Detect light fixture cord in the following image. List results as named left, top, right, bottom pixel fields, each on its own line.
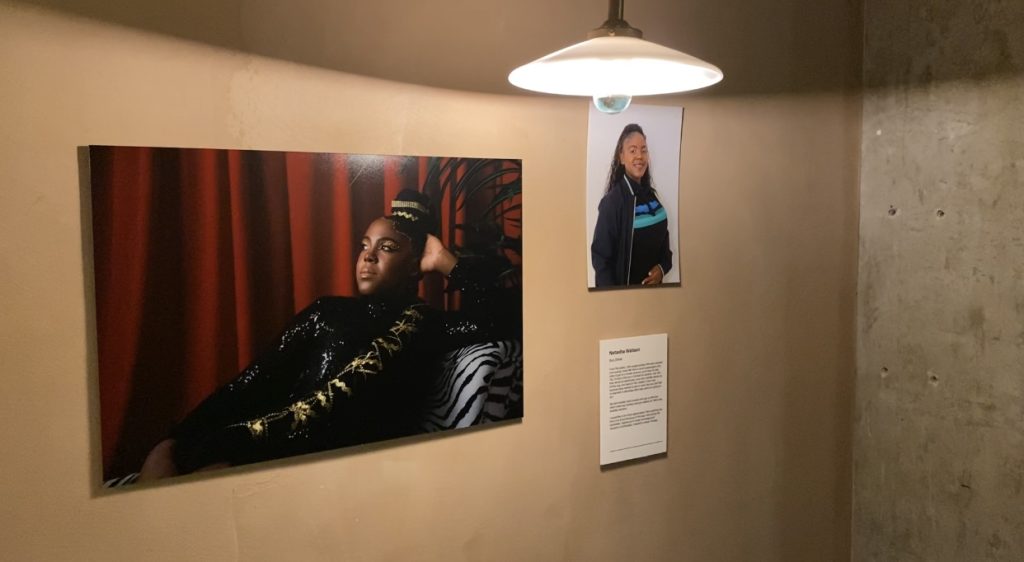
left=608, top=0, right=625, bottom=23
left=590, top=0, right=643, bottom=38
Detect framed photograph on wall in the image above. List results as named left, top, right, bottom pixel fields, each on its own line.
left=89, top=146, right=523, bottom=486
left=586, top=104, right=683, bottom=289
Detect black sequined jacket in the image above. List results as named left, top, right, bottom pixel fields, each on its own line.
left=169, top=257, right=520, bottom=473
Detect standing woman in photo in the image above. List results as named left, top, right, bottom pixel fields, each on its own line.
left=591, top=123, right=673, bottom=287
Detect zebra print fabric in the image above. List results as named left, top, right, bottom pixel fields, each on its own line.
left=420, top=340, right=523, bottom=431
left=103, top=472, right=139, bottom=488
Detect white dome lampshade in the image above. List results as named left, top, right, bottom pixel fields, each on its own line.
left=508, top=0, right=723, bottom=113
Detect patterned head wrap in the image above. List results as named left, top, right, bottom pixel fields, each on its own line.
left=387, top=189, right=435, bottom=254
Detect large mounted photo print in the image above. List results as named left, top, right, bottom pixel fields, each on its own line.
left=90, top=146, right=523, bottom=486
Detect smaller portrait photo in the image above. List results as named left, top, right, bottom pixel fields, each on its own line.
left=585, top=104, right=683, bottom=289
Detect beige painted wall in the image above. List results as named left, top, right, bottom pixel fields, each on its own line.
left=0, top=2, right=859, bottom=560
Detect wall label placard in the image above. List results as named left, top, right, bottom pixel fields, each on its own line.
left=600, top=333, right=667, bottom=465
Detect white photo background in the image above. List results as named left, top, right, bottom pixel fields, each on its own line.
left=585, top=104, right=683, bottom=288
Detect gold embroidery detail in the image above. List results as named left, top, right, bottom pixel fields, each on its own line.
left=341, top=354, right=382, bottom=375
left=391, top=210, right=419, bottom=221
left=247, top=419, right=265, bottom=437
left=231, top=305, right=425, bottom=438
left=333, top=380, right=353, bottom=397
left=391, top=200, right=429, bottom=214
left=391, top=317, right=417, bottom=336
left=373, top=336, right=401, bottom=354
left=289, top=402, right=315, bottom=429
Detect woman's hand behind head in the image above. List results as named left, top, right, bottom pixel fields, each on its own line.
left=420, top=234, right=457, bottom=276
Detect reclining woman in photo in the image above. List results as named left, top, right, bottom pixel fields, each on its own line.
left=138, top=189, right=520, bottom=480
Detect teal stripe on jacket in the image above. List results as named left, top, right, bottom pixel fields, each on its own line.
left=634, top=206, right=667, bottom=229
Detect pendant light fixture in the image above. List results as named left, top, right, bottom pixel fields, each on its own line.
left=508, top=0, right=723, bottom=114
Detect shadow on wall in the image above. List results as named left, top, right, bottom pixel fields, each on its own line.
left=17, top=0, right=868, bottom=96
left=864, top=1, right=1023, bottom=89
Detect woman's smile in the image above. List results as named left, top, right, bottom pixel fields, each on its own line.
left=626, top=158, right=647, bottom=179
left=619, top=132, right=649, bottom=182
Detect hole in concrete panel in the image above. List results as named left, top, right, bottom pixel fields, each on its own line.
left=928, top=372, right=939, bottom=386
left=880, top=366, right=889, bottom=378
left=936, top=209, right=945, bottom=218
left=887, top=205, right=898, bottom=217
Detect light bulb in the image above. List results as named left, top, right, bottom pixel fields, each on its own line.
left=593, top=95, right=632, bottom=114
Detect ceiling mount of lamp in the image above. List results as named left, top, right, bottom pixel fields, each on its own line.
left=508, top=0, right=724, bottom=114
left=586, top=0, right=643, bottom=39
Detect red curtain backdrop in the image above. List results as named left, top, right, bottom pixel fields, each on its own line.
left=90, top=147, right=465, bottom=480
